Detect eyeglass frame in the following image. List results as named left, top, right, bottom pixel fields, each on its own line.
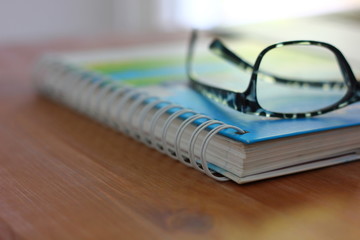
left=186, top=30, right=360, bottom=119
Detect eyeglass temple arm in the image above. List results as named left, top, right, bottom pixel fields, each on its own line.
left=186, top=30, right=244, bottom=109
left=209, top=39, right=348, bottom=88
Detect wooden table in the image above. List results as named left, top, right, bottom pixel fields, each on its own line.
left=1, top=35, right=359, bottom=240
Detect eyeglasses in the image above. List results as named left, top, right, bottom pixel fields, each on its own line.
left=186, top=30, right=360, bottom=118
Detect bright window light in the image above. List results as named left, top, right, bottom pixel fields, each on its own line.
left=174, top=0, right=359, bottom=29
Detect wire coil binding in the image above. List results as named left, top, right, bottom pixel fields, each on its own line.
left=161, top=108, right=196, bottom=158
left=36, top=59, right=247, bottom=181
left=136, top=99, right=169, bottom=143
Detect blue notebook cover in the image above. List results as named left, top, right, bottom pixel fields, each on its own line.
left=81, top=52, right=360, bottom=144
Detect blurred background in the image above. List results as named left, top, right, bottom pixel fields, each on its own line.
left=0, top=0, right=359, bottom=44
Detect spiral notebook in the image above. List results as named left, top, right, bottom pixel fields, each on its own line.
left=34, top=42, right=360, bottom=184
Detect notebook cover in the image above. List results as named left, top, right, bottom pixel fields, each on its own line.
left=61, top=44, right=360, bottom=144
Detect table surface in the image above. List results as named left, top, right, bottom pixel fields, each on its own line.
left=0, top=34, right=359, bottom=240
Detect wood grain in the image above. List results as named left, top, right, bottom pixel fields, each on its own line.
left=0, top=34, right=360, bottom=240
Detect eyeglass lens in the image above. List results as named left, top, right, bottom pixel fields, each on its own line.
left=256, top=44, right=348, bottom=113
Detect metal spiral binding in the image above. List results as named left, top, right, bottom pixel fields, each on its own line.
left=173, top=114, right=211, bottom=167
left=200, top=124, right=246, bottom=181
left=36, top=60, right=247, bottom=181
left=101, top=86, right=130, bottom=127
left=46, top=63, right=68, bottom=101
left=93, top=82, right=120, bottom=124
left=86, top=75, right=112, bottom=117
left=57, top=67, right=75, bottom=106
left=78, top=78, right=105, bottom=116
left=92, top=82, right=120, bottom=123
left=126, top=95, right=158, bottom=140
left=147, top=104, right=182, bottom=150
left=160, top=108, right=196, bottom=158
left=72, top=74, right=94, bottom=112
left=188, top=120, right=223, bottom=172
left=136, top=99, right=168, bottom=143
left=84, top=74, right=114, bottom=118
left=60, top=67, right=83, bottom=107
left=55, top=66, right=77, bottom=104
left=88, top=78, right=114, bottom=120
left=113, top=89, right=143, bottom=133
